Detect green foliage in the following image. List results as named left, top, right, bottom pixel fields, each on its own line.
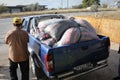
left=0, top=3, right=8, bottom=13
left=82, top=0, right=100, bottom=8
left=102, top=4, right=108, bottom=8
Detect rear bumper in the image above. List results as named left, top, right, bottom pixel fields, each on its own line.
left=49, top=59, right=108, bottom=80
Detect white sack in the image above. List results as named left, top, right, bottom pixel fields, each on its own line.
left=38, top=19, right=63, bottom=32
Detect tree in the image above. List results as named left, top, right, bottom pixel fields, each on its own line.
left=0, top=3, right=8, bottom=13
left=82, top=0, right=100, bottom=8
left=102, top=4, right=108, bottom=8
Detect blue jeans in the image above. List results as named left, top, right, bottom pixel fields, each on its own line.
left=9, top=59, right=29, bottom=80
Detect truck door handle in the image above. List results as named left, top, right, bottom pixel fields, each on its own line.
left=81, top=46, right=88, bottom=50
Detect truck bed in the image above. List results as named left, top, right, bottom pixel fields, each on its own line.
left=37, top=35, right=110, bottom=78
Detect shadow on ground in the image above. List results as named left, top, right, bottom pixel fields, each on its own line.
left=0, top=49, right=119, bottom=80
left=0, top=66, right=9, bottom=79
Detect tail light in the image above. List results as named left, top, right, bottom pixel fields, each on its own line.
left=45, top=54, right=54, bottom=72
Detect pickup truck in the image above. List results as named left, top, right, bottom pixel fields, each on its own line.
left=22, top=14, right=110, bottom=80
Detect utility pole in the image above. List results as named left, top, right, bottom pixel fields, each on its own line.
left=61, top=0, right=63, bottom=9
left=67, top=0, right=69, bottom=8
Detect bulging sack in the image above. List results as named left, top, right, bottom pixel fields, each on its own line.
left=75, top=19, right=97, bottom=34
left=55, top=27, right=80, bottom=46
left=38, top=19, right=63, bottom=32
left=79, top=27, right=99, bottom=41
left=41, top=38, right=56, bottom=47
left=44, top=19, right=78, bottom=41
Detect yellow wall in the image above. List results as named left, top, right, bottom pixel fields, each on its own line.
left=75, top=16, right=120, bottom=43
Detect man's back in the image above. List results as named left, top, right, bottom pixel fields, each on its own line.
left=5, top=29, right=29, bottom=62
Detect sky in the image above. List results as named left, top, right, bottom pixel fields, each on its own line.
left=0, top=0, right=118, bottom=9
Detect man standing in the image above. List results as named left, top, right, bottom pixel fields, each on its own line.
left=5, top=17, right=29, bottom=80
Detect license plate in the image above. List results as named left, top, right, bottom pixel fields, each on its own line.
left=74, top=63, right=93, bottom=71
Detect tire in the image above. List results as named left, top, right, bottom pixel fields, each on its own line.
left=30, top=55, right=49, bottom=80
left=30, top=55, right=57, bottom=80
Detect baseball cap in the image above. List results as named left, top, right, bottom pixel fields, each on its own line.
left=13, top=17, right=22, bottom=24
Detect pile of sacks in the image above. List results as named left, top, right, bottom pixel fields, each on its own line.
left=37, top=18, right=99, bottom=47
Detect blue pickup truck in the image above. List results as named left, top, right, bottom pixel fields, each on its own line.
left=22, top=14, right=110, bottom=80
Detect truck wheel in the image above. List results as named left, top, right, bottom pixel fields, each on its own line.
left=31, top=57, right=35, bottom=75
left=31, top=57, right=44, bottom=80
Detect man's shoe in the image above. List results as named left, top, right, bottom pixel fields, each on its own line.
left=113, top=76, right=120, bottom=80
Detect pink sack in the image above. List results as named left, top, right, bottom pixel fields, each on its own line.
left=44, top=19, right=78, bottom=41
left=41, top=38, right=56, bottom=47
left=79, top=27, right=99, bottom=41
left=55, top=27, right=80, bottom=46
left=75, top=19, right=97, bottom=34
